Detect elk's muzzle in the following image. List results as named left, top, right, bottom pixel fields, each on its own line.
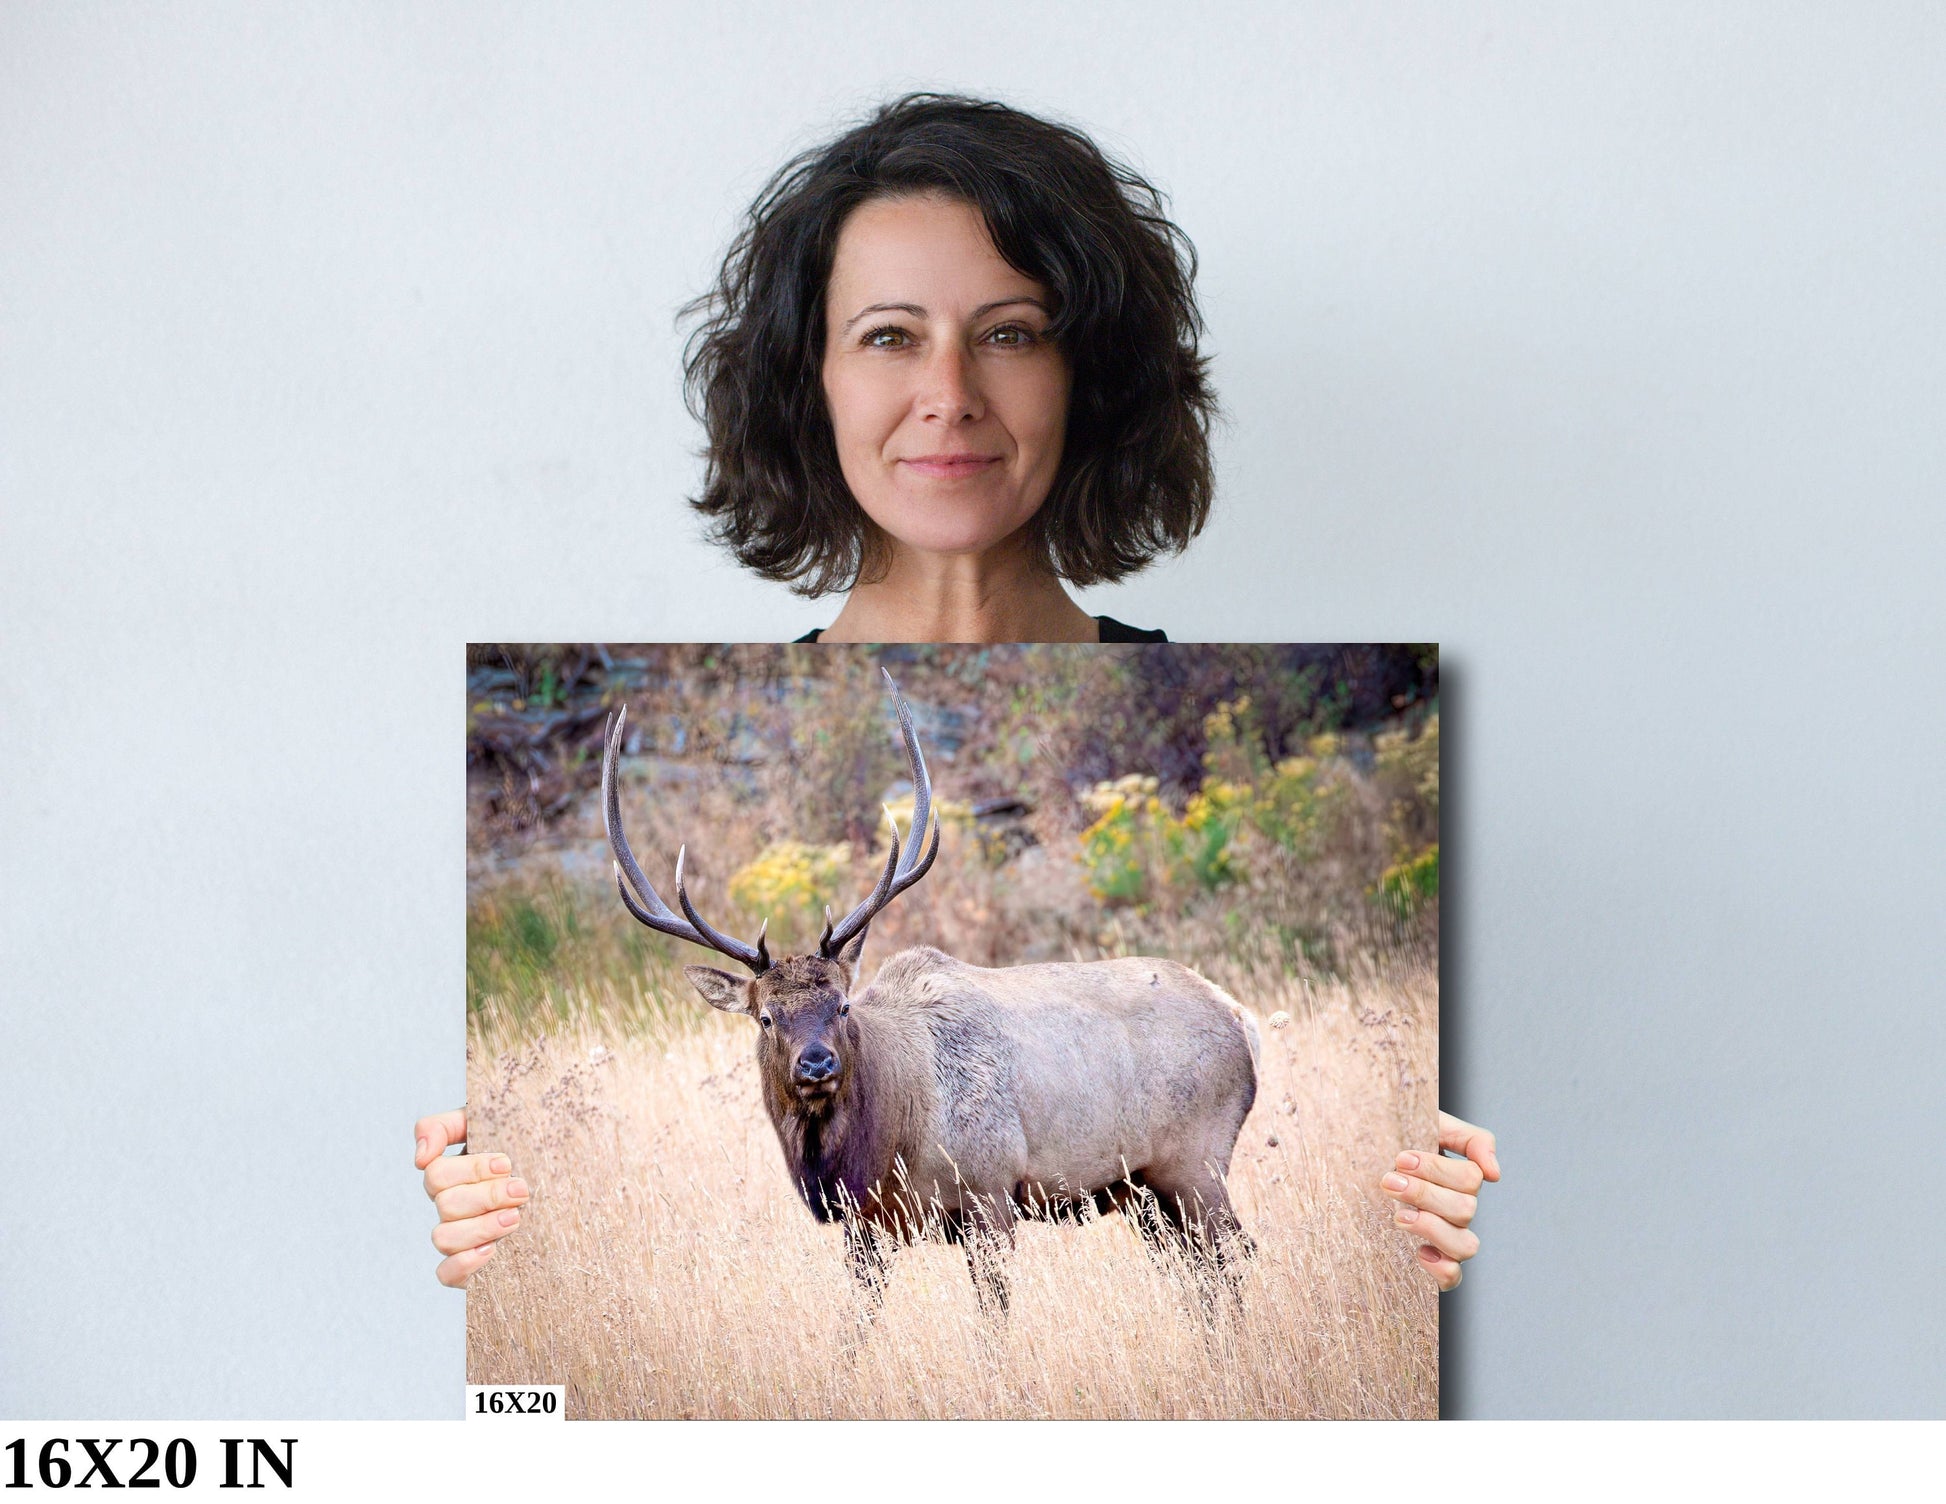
left=794, top=1043, right=839, bottom=1092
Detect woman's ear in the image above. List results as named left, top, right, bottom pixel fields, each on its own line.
left=685, top=964, right=752, bottom=1014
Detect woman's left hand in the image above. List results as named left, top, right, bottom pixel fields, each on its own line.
left=1381, top=1111, right=1499, bottom=1291
left=416, top=1108, right=528, bottom=1288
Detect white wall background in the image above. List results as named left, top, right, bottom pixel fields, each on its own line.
left=3, top=2, right=1942, bottom=1417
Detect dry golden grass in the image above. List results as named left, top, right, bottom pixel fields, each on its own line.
left=464, top=961, right=1438, bottom=1419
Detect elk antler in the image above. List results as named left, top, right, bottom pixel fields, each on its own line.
left=819, top=669, right=941, bottom=957
left=601, top=705, right=772, bottom=974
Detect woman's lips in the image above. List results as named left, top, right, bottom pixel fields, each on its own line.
left=901, top=455, right=1001, bottom=479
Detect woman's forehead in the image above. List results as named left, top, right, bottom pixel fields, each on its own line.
left=828, top=194, right=1047, bottom=314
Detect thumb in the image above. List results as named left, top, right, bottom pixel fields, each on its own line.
left=413, top=1108, right=467, bottom=1170
left=1437, top=1111, right=1500, bottom=1182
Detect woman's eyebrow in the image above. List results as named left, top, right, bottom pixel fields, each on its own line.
left=840, top=301, right=925, bottom=332
left=971, top=297, right=1048, bottom=320
left=839, top=297, right=1048, bottom=333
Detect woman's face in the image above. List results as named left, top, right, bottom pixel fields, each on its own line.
left=820, top=193, right=1070, bottom=560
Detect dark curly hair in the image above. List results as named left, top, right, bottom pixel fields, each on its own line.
left=681, top=92, right=1218, bottom=598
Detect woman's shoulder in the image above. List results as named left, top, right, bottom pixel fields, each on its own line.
left=1093, top=615, right=1169, bottom=643
left=794, top=618, right=1167, bottom=644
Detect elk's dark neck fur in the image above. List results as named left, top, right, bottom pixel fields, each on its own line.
left=759, top=999, right=926, bottom=1227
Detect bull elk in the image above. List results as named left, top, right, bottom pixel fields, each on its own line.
left=602, top=669, right=1260, bottom=1316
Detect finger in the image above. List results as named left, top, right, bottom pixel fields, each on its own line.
left=431, top=1206, right=524, bottom=1257
left=1390, top=1204, right=1478, bottom=1263
left=1416, top=1243, right=1462, bottom=1291
left=435, top=1174, right=531, bottom=1222
left=423, top=1151, right=513, bottom=1200
left=1437, top=1111, right=1500, bottom=1181
left=1380, top=1169, right=1477, bottom=1228
left=436, top=1241, right=497, bottom=1289
left=1393, top=1148, right=1484, bottom=1196
left=414, top=1109, right=468, bottom=1170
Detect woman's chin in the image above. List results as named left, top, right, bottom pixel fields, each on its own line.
left=871, top=504, right=1040, bottom=560
left=891, top=530, right=1015, bottom=558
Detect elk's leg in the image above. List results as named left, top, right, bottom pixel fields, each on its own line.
left=1134, top=1165, right=1252, bottom=1320
left=1140, top=1165, right=1248, bottom=1255
left=960, top=1189, right=1016, bottom=1321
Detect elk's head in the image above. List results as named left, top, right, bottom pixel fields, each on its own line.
left=683, top=952, right=860, bottom=1102
left=601, top=667, right=940, bottom=1103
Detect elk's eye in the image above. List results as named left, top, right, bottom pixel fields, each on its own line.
left=838, top=1000, right=850, bottom=1016
left=758, top=1014, right=772, bottom=1029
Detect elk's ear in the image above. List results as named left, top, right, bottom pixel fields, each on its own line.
left=833, top=927, right=868, bottom=989
left=684, top=964, right=752, bottom=1015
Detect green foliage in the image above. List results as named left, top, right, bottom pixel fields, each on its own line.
left=1077, top=777, right=1156, bottom=903
left=1164, top=778, right=1247, bottom=891
left=1246, top=754, right=1344, bottom=858
left=466, top=876, right=689, bottom=1034
left=1075, top=704, right=1440, bottom=938
left=1072, top=770, right=1279, bottom=905
left=471, top=884, right=572, bottom=977
left=1377, top=844, right=1440, bottom=917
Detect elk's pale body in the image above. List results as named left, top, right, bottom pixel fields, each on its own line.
left=806, top=946, right=1260, bottom=1223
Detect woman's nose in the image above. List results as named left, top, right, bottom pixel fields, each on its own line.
left=916, top=342, right=984, bottom=422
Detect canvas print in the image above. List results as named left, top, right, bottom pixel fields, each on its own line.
left=464, top=642, right=1440, bottom=1418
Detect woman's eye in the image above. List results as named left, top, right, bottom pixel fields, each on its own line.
left=861, top=325, right=909, bottom=348
left=985, top=324, right=1036, bottom=347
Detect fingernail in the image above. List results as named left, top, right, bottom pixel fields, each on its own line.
left=507, top=1178, right=529, bottom=1199
left=498, top=1209, right=521, bottom=1228
left=1396, top=1151, right=1420, bottom=1171
left=476, top=1242, right=496, bottom=1261
left=1381, top=1172, right=1409, bottom=1193
left=1420, top=1245, right=1441, bottom=1261
left=1488, top=1153, right=1501, bottom=1177
left=1395, top=1205, right=1418, bottom=1224
left=489, top=1155, right=512, bottom=1176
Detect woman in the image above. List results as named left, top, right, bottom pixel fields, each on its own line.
left=421, top=93, right=1497, bottom=1292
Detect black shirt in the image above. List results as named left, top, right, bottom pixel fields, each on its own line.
left=793, top=615, right=1167, bottom=644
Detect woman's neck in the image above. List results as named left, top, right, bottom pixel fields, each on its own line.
left=818, top=536, right=1099, bottom=644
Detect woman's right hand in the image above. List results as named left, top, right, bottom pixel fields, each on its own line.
left=1381, top=1111, right=1498, bottom=1290
left=415, top=1109, right=529, bottom=1287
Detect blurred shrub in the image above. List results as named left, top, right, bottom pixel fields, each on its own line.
left=1166, top=777, right=1247, bottom=892
left=882, top=790, right=975, bottom=832
left=1377, top=844, right=1440, bottom=917
left=879, top=791, right=993, bottom=869
left=1369, top=715, right=1439, bottom=916
left=1248, top=753, right=1349, bottom=859
left=1078, top=776, right=1158, bottom=902
left=1375, top=716, right=1439, bottom=861
left=728, top=841, right=854, bottom=927
left=1074, top=767, right=1246, bottom=903
left=1075, top=705, right=1440, bottom=931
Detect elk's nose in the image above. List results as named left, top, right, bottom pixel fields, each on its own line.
left=795, top=1044, right=838, bottom=1084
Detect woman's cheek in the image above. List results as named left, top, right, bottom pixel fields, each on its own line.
left=1014, top=365, right=1070, bottom=495
left=823, top=368, right=902, bottom=480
